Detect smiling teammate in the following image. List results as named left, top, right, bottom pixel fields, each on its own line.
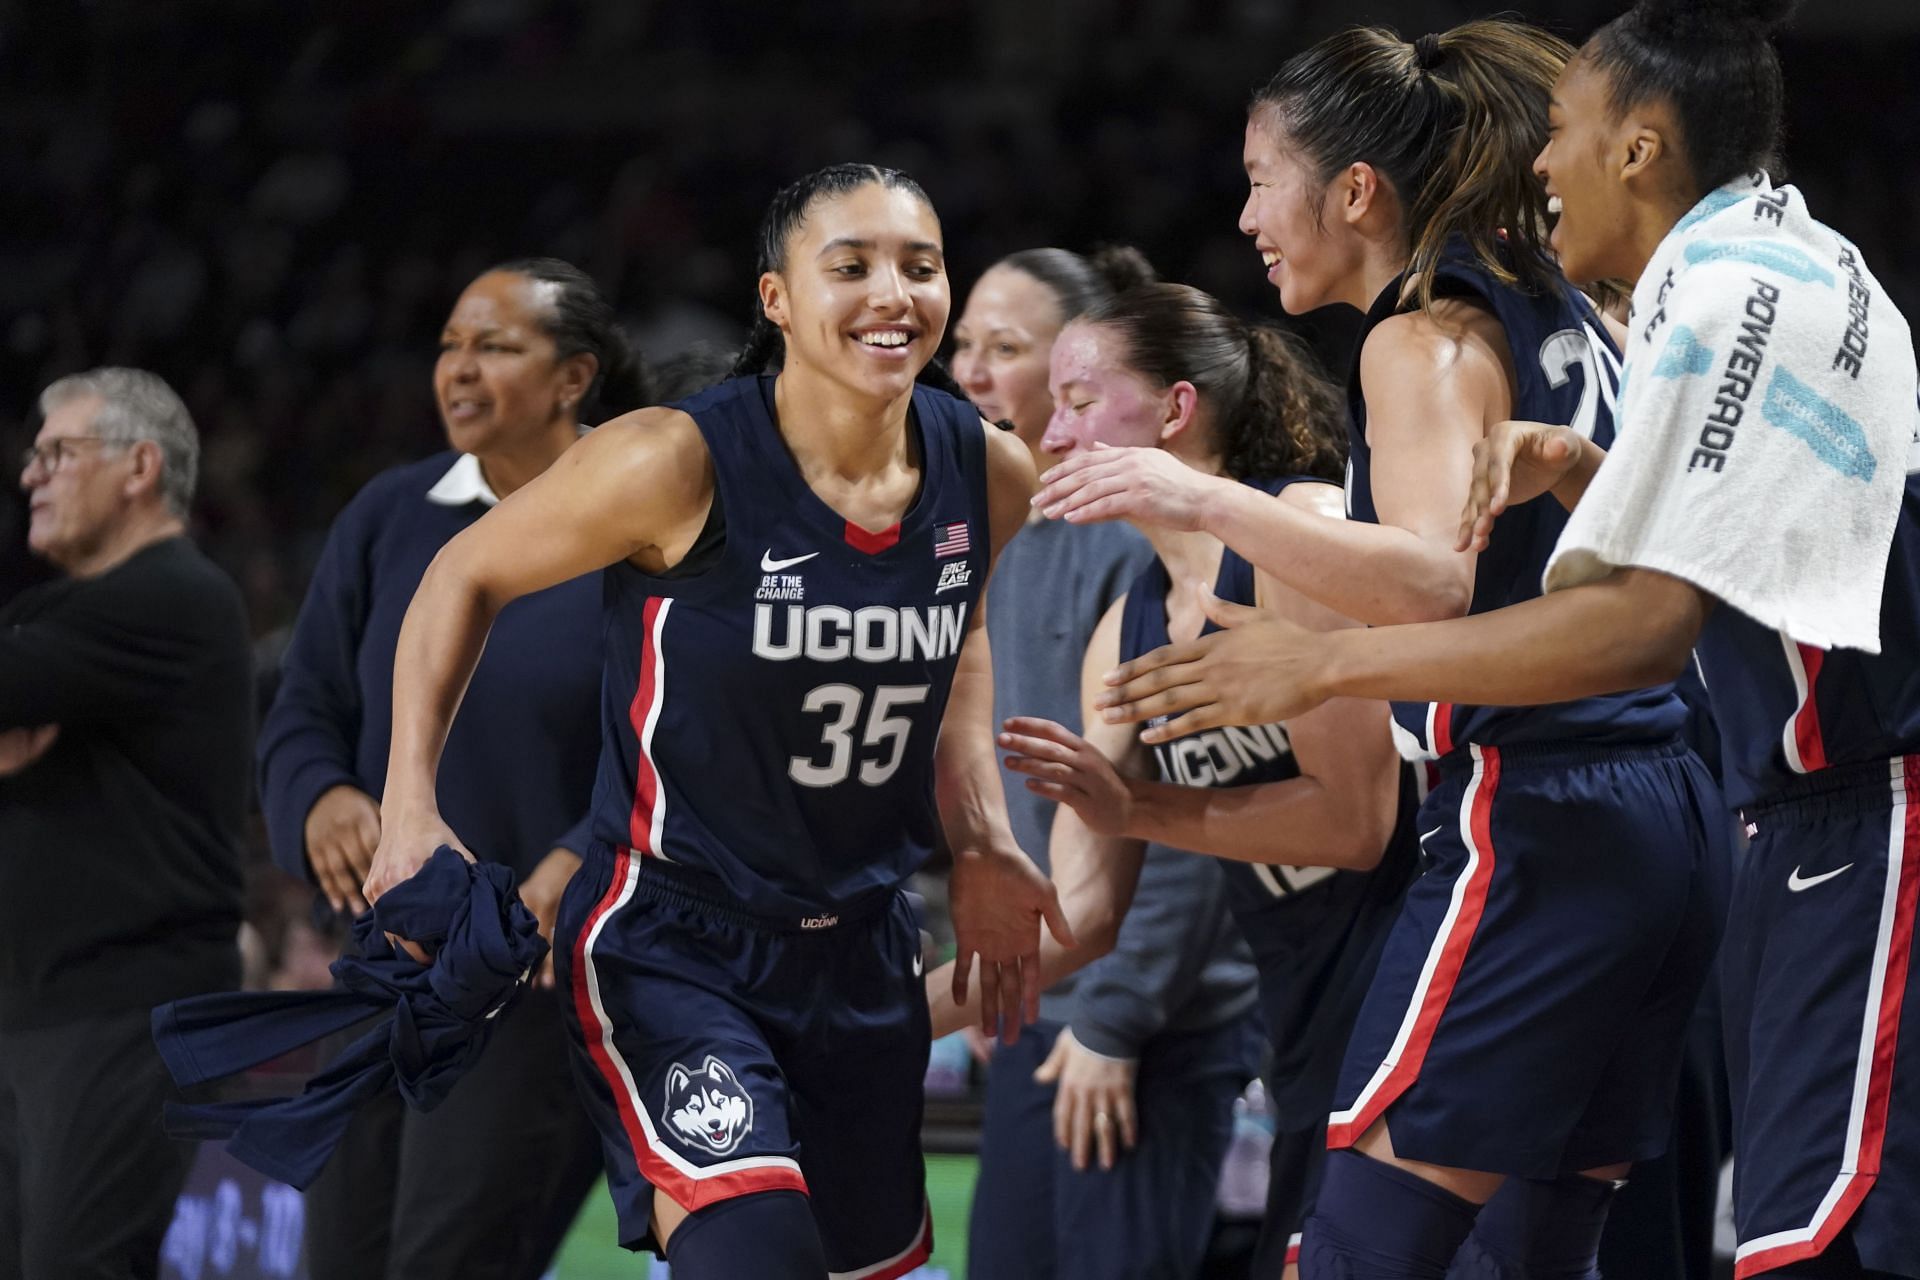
left=359, top=164, right=1072, bottom=1280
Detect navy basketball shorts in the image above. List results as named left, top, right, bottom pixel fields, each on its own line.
left=1723, top=756, right=1920, bottom=1279
left=552, top=847, right=934, bottom=1278
left=1326, top=740, right=1725, bottom=1177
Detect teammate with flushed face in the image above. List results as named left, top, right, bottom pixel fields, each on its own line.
left=1035, top=21, right=1723, bottom=1279
left=998, top=282, right=1414, bottom=1279
left=361, top=164, right=1072, bottom=1280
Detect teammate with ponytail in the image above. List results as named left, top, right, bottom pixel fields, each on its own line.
left=359, top=164, right=1073, bottom=1279
left=944, top=281, right=1415, bottom=1278
left=1036, top=21, right=1724, bottom=1277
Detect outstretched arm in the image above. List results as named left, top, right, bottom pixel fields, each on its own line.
left=930, top=594, right=1147, bottom=1041
left=364, top=411, right=714, bottom=904
left=1097, top=566, right=1712, bottom=734
left=1032, top=313, right=1500, bottom=625
left=935, top=423, right=1076, bottom=1043
left=1009, top=534, right=1401, bottom=870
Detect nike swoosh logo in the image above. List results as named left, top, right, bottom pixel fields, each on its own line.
left=1787, top=863, right=1854, bottom=892
left=761, top=550, right=819, bottom=573
left=1418, top=825, right=1446, bottom=845
left=912, top=953, right=924, bottom=977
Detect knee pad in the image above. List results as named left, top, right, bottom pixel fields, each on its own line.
left=664, top=1190, right=826, bottom=1280
left=1448, top=1175, right=1620, bottom=1280
left=1300, top=1149, right=1479, bottom=1279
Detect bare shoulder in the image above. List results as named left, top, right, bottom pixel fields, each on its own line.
left=560, top=408, right=715, bottom=560
left=581, top=407, right=711, bottom=489
left=1361, top=305, right=1514, bottom=429
left=1276, top=479, right=1345, bottom=521
left=1363, top=306, right=1507, bottom=382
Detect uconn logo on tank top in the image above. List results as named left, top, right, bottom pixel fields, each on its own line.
left=1345, top=248, right=1687, bottom=760
left=1116, top=478, right=1342, bottom=910
left=1117, top=479, right=1422, bottom=1125
left=586, top=375, right=992, bottom=919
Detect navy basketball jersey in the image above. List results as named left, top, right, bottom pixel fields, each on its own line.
left=1696, top=467, right=1920, bottom=809
left=586, top=375, right=992, bottom=918
left=1345, top=250, right=1688, bottom=759
left=1118, top=476, right=1416, bottom=1126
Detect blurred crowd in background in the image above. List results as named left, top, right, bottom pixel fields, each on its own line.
left=2, top=0, right=1916, bottom=974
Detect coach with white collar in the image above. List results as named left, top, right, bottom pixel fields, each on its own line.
left=0, top=366, right=252, bottom=1279
left=257, top=258, right=645, bottom=1280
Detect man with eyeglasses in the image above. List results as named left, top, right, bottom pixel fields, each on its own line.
left=0, top=367, right=250, bottom=1280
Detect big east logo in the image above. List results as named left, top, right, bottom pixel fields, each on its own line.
left=664, top=1056, right=754, bottom=1156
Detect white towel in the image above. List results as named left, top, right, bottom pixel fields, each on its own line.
left=1545, top=173, right=1917, bottom=652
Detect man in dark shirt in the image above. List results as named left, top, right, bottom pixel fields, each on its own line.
left=0, top=367, right=251, bottom=1280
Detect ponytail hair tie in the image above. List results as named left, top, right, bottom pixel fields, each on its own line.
left=1413, top=33, right=1445, bottom=71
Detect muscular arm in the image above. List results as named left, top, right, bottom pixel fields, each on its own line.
left=1316, top=567, right=1712, bottom=707
left=933, top=424, right=1040, bottom=857
left=929, top=597, right=1149, bottom=1039
left=1123, top=488, right=1401, bottom=868
left=1200, top=312, right=1501, bottom=625
left=366, top=411, right=713, bottom=897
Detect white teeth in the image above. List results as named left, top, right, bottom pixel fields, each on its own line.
left=859, top=331, right=910, bottom=348
left=1261, top=251, right=1281, bottom=267
left=1547, top=196, right=1563, bottom=214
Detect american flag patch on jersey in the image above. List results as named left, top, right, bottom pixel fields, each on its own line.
left=933, top=521, right=970, bottom=558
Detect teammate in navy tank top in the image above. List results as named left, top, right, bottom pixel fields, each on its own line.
left=1037, top=23, right=1721, bottom=1278
left=976, top=282, right=1413, bottom=1279
left=1118, top=504, right=1420, bottom=1275
left=587, top=369, right=989, bottom=919
left=1210, top=9, right=1918, bottom=1274
left=359, top=165, right=1071, bottom=1280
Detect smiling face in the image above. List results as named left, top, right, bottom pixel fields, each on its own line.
left=1238, top=113, right=1370, bottom=314
left=950, top=264, right=1065, bottom=448
left=1536, top=56, right=1643, bottom=286
left=434, top=271, right=587, bottom=455
left=761, top=183, right=950, bottom=403
left=1040, top=321, right=1174, bottom=460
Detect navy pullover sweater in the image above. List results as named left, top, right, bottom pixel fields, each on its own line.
left=259, top=453, right=601, bottom=884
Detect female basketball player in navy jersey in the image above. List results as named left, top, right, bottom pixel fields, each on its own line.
left=1101, top=3, right=1920, bottom=1274
left=966, top=281, right=1414, bottom=1279
left=1034, top=22, right=1723, bottom=1278
left=952, top=248, right=1269, bottom=1280
left=360, top=164, right=1072, bottom=1280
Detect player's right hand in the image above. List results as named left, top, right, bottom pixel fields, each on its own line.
left=1456, top=419, right=1584, bottom=553
left=999, top=717, right=1134, bottom=837
left=305, top=783, right=381, bottom=915
left=363, top=805, right=472, bottom=961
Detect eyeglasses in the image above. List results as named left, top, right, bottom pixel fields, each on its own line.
left=19, top=436, right=122, bottom=475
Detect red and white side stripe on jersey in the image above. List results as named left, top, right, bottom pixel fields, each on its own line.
left=1285, top=1233, right=1302, bottom=1266
left=1780, top=636, right=1831, bottom=775
left=571, top=846, right=809, bottom=1211
left=1735, top=755, right=1920, bottom=1277
left=625, top=597, right=673, bottom=861
left=829, top=1202, right=934, bottom=1280
left=1327, top=745, right=1500, bottom=1148
left=1388, top=702, right=1454, bottom=765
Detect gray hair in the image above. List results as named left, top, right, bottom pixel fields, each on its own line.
left=38, top=367, right=200, bottom=516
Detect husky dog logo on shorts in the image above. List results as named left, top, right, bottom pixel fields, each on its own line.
left=664, top=1055, right=753, bottom=1156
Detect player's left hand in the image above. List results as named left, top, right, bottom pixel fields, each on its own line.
left=519, top=846, right=582, bottom=989
left=950, top=842, right=1075, bottom=1046
left=1097, top=582, right=1334, bottom=741
left=0, top=724, right=59, bottom=776
left=1034, top=444, right=1223, bottom=532
left=1033, top=1026, right=1138, bottom=1172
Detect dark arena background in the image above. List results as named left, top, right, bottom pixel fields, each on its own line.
left=2, top=2, right=1916, bottom=1278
